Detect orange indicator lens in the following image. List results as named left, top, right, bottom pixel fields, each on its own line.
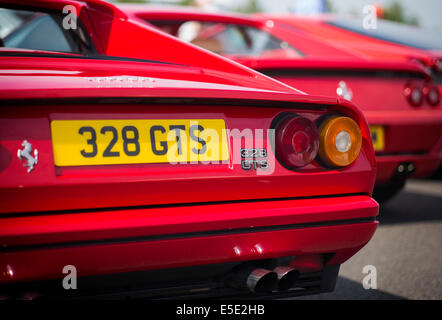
left=318, top=116, right=362, bottom=167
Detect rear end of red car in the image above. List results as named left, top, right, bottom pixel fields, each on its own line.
left=0, top=56, right=378, bottom=299
left=0, top=0, right=378, bottom=299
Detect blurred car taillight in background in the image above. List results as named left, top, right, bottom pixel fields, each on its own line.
left=404, top=81, right=424, bottom=106
left=404, top=81, right=440, bottom=107
left=423, top=83, right=440, bottom=106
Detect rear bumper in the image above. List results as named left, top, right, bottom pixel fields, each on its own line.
left=0, top=195, right=378, bottom=287
left=375, top=153, right=442, bottom=184
left=366, top=111, right=442, bottom=184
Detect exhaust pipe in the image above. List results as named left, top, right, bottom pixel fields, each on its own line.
left=246, top=268, right=278, bottom=293
left=226, top=267, right=278, bottom=293
left=274, top=266, right=300, bottom=291
left=406, top=162, right=416, bottom=174
left=397, top=162, right=416, bottom=175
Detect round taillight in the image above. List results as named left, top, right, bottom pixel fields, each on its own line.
left=404, top=83, right=423, bottom=106
left=318, top=116, right=362, bottom=167
left=423, top=84, right=440, bottom=106
left=434, top=59, right=442, bottom=74
left=275, top=115, right=319, bottom=168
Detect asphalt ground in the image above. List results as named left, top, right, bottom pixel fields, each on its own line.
left=295, top=179, right=442, bottom=300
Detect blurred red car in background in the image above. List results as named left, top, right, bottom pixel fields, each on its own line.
left=0, top=0, right=378, bottom=299
left=124, top=5, right=442, bottom=201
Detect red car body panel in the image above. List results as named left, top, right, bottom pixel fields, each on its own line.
left=262, top=15, right=441, bottom=69
left=262, top=14, right=442, bottom=103
left=0, top=1, right=378, bottom=298
left=3, top=0, right=300, bottom=94
left=259, top=14, right=442, bottom=115
left=0, top=96, right=375, bottom=215
left=1, top=196, right=378, bottom=284
left=127, top=6, right=442, bottom=186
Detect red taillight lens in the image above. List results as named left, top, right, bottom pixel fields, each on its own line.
left=275, top=115, right=319, bottom=168
left=423, top=84, right=440, bottom=106
left=404, top=83, right=424, bottom=106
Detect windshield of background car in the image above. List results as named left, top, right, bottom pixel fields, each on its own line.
left=328, top=18, right=442, bottom=50
left=0, top=7, right=96, bottom=54
left=148, top=20, right=303, bottom=57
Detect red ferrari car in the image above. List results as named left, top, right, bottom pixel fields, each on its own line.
left=124, top=5, right=442, bottom=201
left=0, top=0, right=377, bottom=299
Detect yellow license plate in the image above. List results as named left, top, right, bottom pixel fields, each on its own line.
left=369, top=125, right=385, bottom=151
left=51, top=119, right=229, bottom=166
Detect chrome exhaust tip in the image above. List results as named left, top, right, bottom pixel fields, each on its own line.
left=407, top=162, right=416, bottom=173
left=274, top=266, right=300, bottom=291
left=397, top=162, right=416, bottom=175
left=246, top=268, right=278, bottom=293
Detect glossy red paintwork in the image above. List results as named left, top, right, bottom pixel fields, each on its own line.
left=2, top=222, right=378, bottom=284
left=126, top=6, right=442, bottom=185
left=262, top=14, right=440, bottom=68
left=261, top=14, right=442, bottom=104
left=1, top=196, right=378, bottom=283
left=262, top=14, right=442, bottom=102
left=0, top=99, right=376, bottom=214
left=0, top=0, right=377, bottom=294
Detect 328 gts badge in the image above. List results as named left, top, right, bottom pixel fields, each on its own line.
left=240, top=148, right=268, bottom=170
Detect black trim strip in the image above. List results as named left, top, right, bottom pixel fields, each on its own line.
left=375, top=151, right=428, bottom=156
left=0, top=52, right=184, bottom=66
left=0, top=192, right=367, bottom=219
left=0, top=96, right=332, bottom=112
left=261, top=68, right=427, bottom=79
left=0, top=216, right=377, bottom=253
